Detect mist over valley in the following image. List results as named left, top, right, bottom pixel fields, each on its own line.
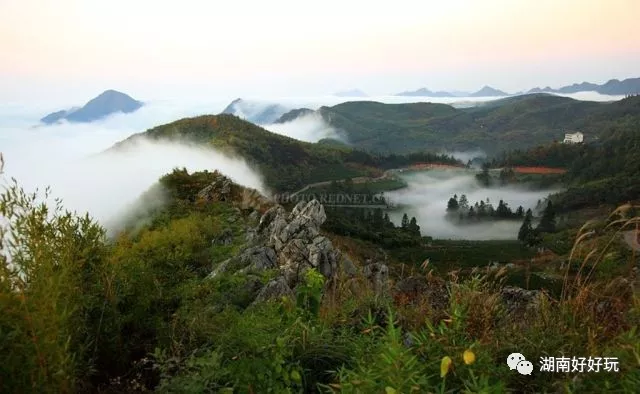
left=386, top=169, right=561, bottom=240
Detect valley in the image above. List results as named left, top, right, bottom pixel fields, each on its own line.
left=1, top=91, right=639, bottom=393
left=3, top=1, right=640, bottom=391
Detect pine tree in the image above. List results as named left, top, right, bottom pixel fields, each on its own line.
left=409, top=217, right=420, bottom=236
left=518, top=209, right=533, bottom=243
left=459, top=194, right=469, bottom=209
left=475, top=163, right=491, bottom=187
left=447, top=197, right=459, bottom=211
left=401, top=213, right=409, bottom=229
left=536, top=200, right=556, bottom=233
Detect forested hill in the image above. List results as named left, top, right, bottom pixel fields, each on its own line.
left=491, top=96, right=640, bottom=211
left=313, top=94, right=640, bottom=155
left=108, top=114, right=460, bottom=192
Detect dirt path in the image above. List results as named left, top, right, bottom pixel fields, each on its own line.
left=289, top=163, right=468, bottom=197
left=512, top=166, right=567, bottom=174
left=290, top=170, right=395, bottom=197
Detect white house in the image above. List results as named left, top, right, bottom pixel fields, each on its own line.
left=563, top=131, right=584, bottom=144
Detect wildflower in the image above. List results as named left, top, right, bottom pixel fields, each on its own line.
left=440, top=356, right=453, bottom=377
left=463, top=349, right=476, bottom=365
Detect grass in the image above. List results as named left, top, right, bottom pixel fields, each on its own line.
left=1, top=161, right=638, bottom=393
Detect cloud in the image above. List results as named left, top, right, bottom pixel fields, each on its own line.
left=386, top=170, right=560, bottom=240
left=264, top=112, right=341, bottom=143
left=0, top=100, right=265, bottom=233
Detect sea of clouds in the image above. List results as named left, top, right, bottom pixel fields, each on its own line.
left=0, top=91, right=619, bottom=234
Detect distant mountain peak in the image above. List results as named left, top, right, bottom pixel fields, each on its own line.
left=220, top=98, right=289, bottom=125
left=40, top=90, right=143, bottom=124
left=470, top=86, right=509, bottom=97
left=395, top=88, right=456, bottom=97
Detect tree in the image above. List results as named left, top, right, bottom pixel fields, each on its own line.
left=468, top=207, right=476, bottom=219
left=478, top=200, right=486, bottom=217
left=536, top=200, right=556, bottom=233
left=401, top=213, right=409, bottom=229
left=0, top=171, right=110, bottom=390
left=408, top=217, right=420, bottom=236
left=446, top=197, right=459, bottom=212
left=344, top=177, right=354, bottom=193
left=499, top=167, right=514, bottom=185
left=475, top=163, right=491, bottom=187
left=459, top=194, right=469, bottom=209
left=496, top=200, right=511, bottom=218
left=518, top=209, right=534, bottom=243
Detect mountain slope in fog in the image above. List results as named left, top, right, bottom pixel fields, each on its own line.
left=220, top=98, right=289, bottom=124
left=40, top=90, right=143, bottom=124
left=107, top=114, right=463, bottom=193
left=107, top=114, right=379, bottom=193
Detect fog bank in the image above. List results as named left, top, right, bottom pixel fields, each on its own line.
left=1, top=103, right=265, bottom=232
left=386, top=170, right=560, bottom=240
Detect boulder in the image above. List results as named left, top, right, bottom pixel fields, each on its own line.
left=238, top=246, right=278, bottom=272
left=341, top=256, right=359, bottom=277
left=254, top=277, right=295, bottom=303
left=363, top=261, right=389, bottom=296
left=500, top=286, right=544, bottom=314
left=209, top=199, right=342, bottom=304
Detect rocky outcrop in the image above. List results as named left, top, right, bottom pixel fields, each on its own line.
left=197, top=171, right=272, bottom=213
left=500, top=286, right=545, bottom=315
left=363, top=261, right=389, bottom=296
left=208, top=199, right=341, bottom=303
left=254, top=277, right=295, bottom=303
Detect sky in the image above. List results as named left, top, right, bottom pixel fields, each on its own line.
left=1, top=0, right=639, bottom=102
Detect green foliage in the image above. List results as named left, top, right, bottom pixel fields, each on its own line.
left=328, top=310, right=433, bottom=393
left=492, top=101, right=640, bottom=211
left=536, top=200, right=556, bottom=233
left=296, top=269, right=326, bottom=318
left=475, top=163, right=492, bottom=187
left=111, top=114, right=460, bottom=193
left=0, top=180, right=109, bottom=393
left=447, top=194, right=524, bottom=223
left=319, top=95, right=640, bottom=155
left=2, top=165, right=639, bottom=393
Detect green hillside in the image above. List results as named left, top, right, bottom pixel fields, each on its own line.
left=491, top=96, right=640, bottom=211
left=318, top=94, right=640, bottom=155
left=2, top=163, right=638, bottom=393
left=109, top=114, right=460, bottom=192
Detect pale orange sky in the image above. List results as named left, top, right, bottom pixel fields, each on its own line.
left=1, top=0, right=639, bottom=100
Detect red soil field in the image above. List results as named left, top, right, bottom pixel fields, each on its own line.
left=513, top=166, right=567, bottom=174
left=408, top=163, right=466, bottom=170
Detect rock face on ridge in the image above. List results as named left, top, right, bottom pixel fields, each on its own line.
left=199, top=172, right=554, bottom=313
left=208, top=193, right=340, bottom=303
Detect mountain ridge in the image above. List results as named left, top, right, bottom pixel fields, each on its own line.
left=40, top=90, right=143, bottom=124
left=220, top=98, right=289, bottom=124
left=394, top=77, right=640, bottom=97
